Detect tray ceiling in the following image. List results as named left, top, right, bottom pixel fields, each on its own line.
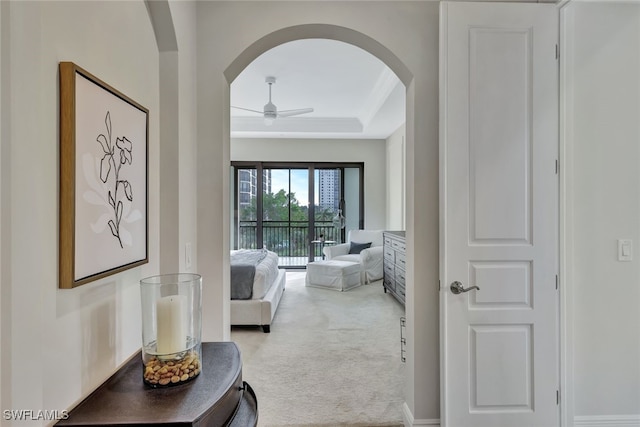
left=230, top=39, right=406, bottom=140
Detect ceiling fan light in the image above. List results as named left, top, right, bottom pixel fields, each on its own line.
left=264, top=102, right=277, bottom=114
left=264, top=116, right=275, bottom=126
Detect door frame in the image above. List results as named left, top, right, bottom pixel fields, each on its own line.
left=438, top=2, right=565, bottom=426
left=558, top=2, right=575, bottom=425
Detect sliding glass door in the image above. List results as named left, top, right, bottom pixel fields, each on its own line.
left=233, top=162, right=363, bottom=268
left=262, top=168, right=309, bottom=265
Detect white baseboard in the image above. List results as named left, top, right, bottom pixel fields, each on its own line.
left=398, top=411, right=640, bottom=427
left=402, top=402, right=440, bottom=427
left=574, top=415, right=640, bottom=427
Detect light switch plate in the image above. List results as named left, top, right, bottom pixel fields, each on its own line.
left=618, top=239, right=632, bottom=262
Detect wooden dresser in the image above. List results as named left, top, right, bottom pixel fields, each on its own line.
left=57, top=342, right=257, bottom=427
left=383, top=231, right=406, bottom=305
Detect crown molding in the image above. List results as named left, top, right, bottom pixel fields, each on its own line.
left=359, top=68, right=401, bottom=129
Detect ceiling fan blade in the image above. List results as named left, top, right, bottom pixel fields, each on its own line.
left=231, top=106, right=264, bottom=114
left=277, top=108, right=314, bottom=118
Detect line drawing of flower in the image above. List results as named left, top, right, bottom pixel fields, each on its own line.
left=83, top=111, right=137, bottom=249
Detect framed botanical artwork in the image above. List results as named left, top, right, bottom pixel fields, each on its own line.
left=59, top=62, right=149, bottom=289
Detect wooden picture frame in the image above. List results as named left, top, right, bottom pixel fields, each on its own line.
left=59, top=62, right=149, bottom=289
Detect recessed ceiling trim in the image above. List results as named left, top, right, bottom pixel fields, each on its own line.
left=231, top=116, right=363, bottom=133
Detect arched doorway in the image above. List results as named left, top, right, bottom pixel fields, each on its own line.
left=197, top=7, right=441, bottom=424
left=223, top=24, right=413, bottom=89
left=227, top=36, right=406, bottom=423
left=222, top=21, right=418, bottom=420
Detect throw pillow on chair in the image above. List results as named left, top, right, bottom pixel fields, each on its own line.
left=349, top=241, right=372, bottom=254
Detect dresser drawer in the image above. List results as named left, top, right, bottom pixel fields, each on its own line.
left=391, top=239, right=406, bottom=252
left=384, top=263, right=395, bottom=278
left=395, top=252, right=406, bottom=270
left=383, top=231, right=406, bottom=306
left=384, top=246, right=395, bottom=262
left=395, top=267, right=406, bottom=287
left=384, top=276, right=396, bottom=292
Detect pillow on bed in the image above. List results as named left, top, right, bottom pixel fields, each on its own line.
left=349, top=241, right=372, bottom=254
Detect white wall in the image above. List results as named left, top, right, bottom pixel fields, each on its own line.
left=0, top=1, right=200, bottom=423
left=386, top=124, right=406, bottom=230
left=172, top=2, right=199, bottom=275
left=563, top=2, right=640, bottom=424
left=152, top=1, right=198, bottom=277
left=231, top=138, right=387, bottom=229
left=2, top=1, right=160, bottom=419
left=197, top=3, right=440, bottom=424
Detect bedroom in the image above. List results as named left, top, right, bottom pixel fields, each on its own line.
left=228, top=38, right=406, bottom=334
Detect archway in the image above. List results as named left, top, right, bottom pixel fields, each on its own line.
left=224, top=24, right=412, bottom=88
left=223, top=23, right=416, bottom=422
left=197, top=6, right=441, bottom=422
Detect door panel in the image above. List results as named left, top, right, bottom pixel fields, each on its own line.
left=343, top=167, right=361, bottom=232
left=262, top=168, right=309, bottom=265
left=470, top=27, right=532, bottom=244
left=314, top=168, right=343, bottom=247
left=470, top=261, right=531, bottom=308
left=441, top=3, right=559, bottom=427
left=471, top=324, right=532, bottom=409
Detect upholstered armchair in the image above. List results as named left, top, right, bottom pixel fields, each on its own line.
left=322, top=229, right=384, bottom=283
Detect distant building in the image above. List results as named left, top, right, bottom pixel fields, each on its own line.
left=238, top=169, right=271, bottom=210
left=318, top=169, right=340, bottom=211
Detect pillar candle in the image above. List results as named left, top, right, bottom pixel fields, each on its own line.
left=156, top=295, right=186, bottom=355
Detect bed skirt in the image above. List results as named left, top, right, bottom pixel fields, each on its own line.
left=230, top=269, right=286, bottom=333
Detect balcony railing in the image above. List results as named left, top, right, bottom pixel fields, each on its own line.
left=237, top=221, right=343, bottom=266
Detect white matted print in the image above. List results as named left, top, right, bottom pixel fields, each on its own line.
left=59, top=62, right=148, bottom=289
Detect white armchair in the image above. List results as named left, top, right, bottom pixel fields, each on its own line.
left=322, top=229, right=385, bottom=283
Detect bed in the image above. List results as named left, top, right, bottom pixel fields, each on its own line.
left=230, top=249, right=286, bottom=333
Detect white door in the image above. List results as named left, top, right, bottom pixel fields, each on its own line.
left=440, top=3, right=559, bottom=427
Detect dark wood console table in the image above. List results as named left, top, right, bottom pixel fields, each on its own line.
left=56, top=342, right=258, bottom=426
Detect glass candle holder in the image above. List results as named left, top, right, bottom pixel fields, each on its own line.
left=140, top=273, right=202, bottom=387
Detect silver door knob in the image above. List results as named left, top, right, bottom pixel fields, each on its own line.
left=450, top=281, right=480, bottom=294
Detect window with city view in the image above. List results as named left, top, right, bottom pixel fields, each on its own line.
left=233, top=163, right=363, bottom=267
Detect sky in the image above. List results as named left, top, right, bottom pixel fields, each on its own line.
left=269, top=169, right=316, bottom=205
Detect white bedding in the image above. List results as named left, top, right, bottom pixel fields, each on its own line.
left=231, top=249, right=279, bottom=299
left=230, top=249, right=285, bottom=333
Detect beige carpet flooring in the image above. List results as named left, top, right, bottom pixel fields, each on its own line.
left=231, top=271, right=406, bottom=427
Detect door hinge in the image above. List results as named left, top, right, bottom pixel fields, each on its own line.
left=556, top=390, right=560, bottom=405
left=400, top=317, right=407, bottom=363
left=438, top=280, right=441, bottom=291
left=556, top=275, right=559, bottom=290
left=555, top=159, right=559, bottom=174
left=555, top=44, right=559, bottom=60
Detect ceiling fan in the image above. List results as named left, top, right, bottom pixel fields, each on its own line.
left=232, top=76, right=314, bottom=125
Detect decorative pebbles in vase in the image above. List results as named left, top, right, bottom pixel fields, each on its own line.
left=140, top=273, right=202, bottom=387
